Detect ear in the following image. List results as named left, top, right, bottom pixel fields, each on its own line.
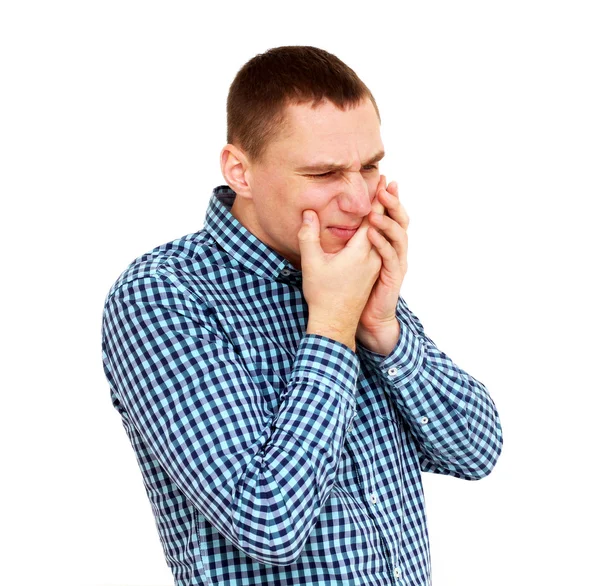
left=220, top=144, right=253, bottom=200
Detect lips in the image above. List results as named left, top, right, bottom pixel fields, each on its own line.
left=329, top=225, right=361, bottom=231
left=328, top=225, right=360, bottom=240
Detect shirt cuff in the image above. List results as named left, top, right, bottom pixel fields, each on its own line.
left=290, top=334, right=361, bottom=403
left=359, top=317, right=425, bottom=384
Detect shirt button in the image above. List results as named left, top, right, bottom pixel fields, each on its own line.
left=281, top=269, right=291, bottom=276
left=387, top=367, right=398, bottom=376
left=420, top=416, right=429, bottom=424
left=394, top=567, right=401, bottom=578
left=370, top=494, right=377, bottom=504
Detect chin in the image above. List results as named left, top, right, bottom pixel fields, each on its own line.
left=321, top=242, right=345, bottom=255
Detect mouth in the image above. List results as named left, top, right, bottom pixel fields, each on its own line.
left=327, top=225, right=359, bottom=240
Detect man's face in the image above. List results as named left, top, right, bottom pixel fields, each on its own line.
left=241, top=98, right=385, bottom=269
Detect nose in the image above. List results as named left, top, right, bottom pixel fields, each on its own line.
left=337, top=172, right=372, bottom=216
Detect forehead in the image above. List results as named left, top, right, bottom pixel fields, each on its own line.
left=268, top=99, right=383, bottom=165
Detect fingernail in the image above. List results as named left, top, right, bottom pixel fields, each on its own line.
left=303, top=211, right=313, bottom=224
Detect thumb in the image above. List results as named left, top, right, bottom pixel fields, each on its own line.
left=297, top=210, right=322, bottom=265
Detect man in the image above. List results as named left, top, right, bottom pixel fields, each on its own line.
left=101, top=46, right=503, bottom=586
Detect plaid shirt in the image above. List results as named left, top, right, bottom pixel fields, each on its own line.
left=101, top=185, right=503, bottom=586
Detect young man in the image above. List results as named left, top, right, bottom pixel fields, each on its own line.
left=101, top=46, right=503, bottom=586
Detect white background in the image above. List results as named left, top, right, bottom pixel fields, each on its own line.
left=1, top=1, right=598, bottom=585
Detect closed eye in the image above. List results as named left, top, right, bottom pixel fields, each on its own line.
left=308, top=171, right=335, bottom=178
left=307, top=165, right=378, bottom=179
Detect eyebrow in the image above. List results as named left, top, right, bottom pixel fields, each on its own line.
left=295, top=150, right=385, bottom=174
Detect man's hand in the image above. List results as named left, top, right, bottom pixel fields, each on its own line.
left=298, top=210, right=382, bottom=352
left=356, top=174, right=410, bottom=356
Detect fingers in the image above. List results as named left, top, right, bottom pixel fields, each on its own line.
left=368, top=176, right=409, bottom=270
left=369, top=212, right=408, bottom=260
left=376, top=179, right=409, bottom=230
left=297, top=210, right=323, bottom=265
left=371, top=174, right=387, bottom=215
left=369, top=211, right=405, bottom=240
left=367, top=223, right=407, bottom=276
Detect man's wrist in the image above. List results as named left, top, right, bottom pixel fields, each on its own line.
left=306, top=318, right=357, bottom=352
left=356, top=319, right=401, bottom=357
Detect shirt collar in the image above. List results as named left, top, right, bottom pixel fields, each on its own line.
left=204, top=185, right=301, bottom=282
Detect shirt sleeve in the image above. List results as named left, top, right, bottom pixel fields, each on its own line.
left=101, top=271, right=359, bottom=566
left=358, top=296, right=503, bottom=480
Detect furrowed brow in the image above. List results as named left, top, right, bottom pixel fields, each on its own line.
left=364, top=150, right=385, bottom=166
left=296, top=150, right=385, bottom=173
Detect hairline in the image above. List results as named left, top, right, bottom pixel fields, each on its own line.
left=242, top=95, right=381, bottom=166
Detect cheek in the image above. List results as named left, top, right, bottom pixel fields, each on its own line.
left=294, top=185, right=336, bottom=226
left=367, top=174, right=380, bottom=201
left=301, top=183, right=333, bottom=208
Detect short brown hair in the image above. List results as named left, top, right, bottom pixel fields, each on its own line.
left=226, top=46, right=380, bottom=163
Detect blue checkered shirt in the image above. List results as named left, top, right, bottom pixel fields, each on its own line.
left=101, top=185, right=503, bottom=586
